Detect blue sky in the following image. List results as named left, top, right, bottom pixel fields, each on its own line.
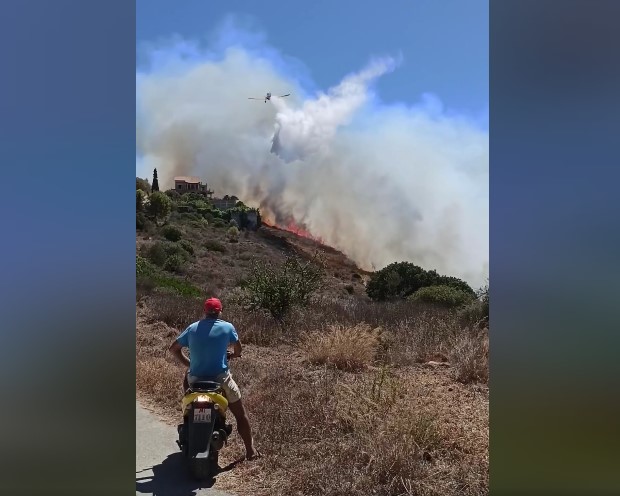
left=137, top=0, right=488, bottom=119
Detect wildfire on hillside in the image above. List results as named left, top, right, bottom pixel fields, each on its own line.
left=262, top=217, right=324, bottom=244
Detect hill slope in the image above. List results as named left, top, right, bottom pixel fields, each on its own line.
left=137, top=211, right=372, bottom=301
left=136, top=206, right=489, bottom=496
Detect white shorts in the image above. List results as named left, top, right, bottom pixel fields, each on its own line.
left=187, top=371, right=242, bottom=403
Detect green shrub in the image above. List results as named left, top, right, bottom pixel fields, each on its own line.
left=141, top=241, right=191, bottom=267
left=157, top=277, right=201, bottom=297
left=190, top=218, right=209, bottom=229
left=136, top=255, right=157, bottom=277
left=142, top=243, right=167, bottom=266
left=165, top=189, right=180, bottom=200
left=137, top=213, right=155, bottom=233
left=213, top=218, right=226, bottom=228
left=409, top=285, right=474, bottom=308
left=147, top=191, right=172, bottom=224
left=161, top=225, right=183, bottom=242
left=164, top=253, right=185, bottom=273
left=136, top=177, right=150, bottom=194
left=136, top=190, right=145, bottom=212
left=227, top=226, right=240, bottom=243
left=458, top=283, right=489, bottom=326
left=180, top=192, right=204, bottom=203
left=366, top=261, right=474, bottom=301
left=136, top=212, right=146, bottom=230
left=136, top=255, right=200, bottom=297
left=205, top=239, right=227, bottom=253
left=204, top=213, right=215, bottom=223
left=244, top=254, right=324, bottom=320
left=179, top=239, right=194, bottom=255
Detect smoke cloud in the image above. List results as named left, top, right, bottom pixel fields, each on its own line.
left=136, top=23, right=488, bottom=288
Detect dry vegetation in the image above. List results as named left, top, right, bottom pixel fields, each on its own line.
left=136, top=214, right=488, bottom=496
left=302, top=323, right=381, bottom=372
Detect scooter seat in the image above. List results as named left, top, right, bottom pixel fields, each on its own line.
left=188, top=380, right=222, bottom=393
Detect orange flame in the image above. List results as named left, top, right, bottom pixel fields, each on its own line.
left=263, top=218, right=324, bottom=244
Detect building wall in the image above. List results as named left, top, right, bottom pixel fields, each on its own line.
left=175, top=181, right=211, bottom=195
left=212, top=199, right=238, bottom=210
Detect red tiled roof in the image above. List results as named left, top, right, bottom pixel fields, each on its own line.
left=174, top=176, right=201, bottom=184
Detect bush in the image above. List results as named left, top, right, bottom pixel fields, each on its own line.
left=165, top=189, right=180, bottom=200
left=190, top=218, right=209, bottom=229
left=178, top=239, right=194, bottom=255
left=409, top=285, right=474, bottom=308
left=136, top=177, right=150, bottom=194
left=137, top=255, right=157, bottom=277
left=141, top=241, right=191, bottom=267
left=136, top=255, right=201, bottom=297
left=142, top=243, right=167, bottom=267
left=136, top=190, right=145, bottom=212
left=161, top=225, right=183, bottom=242
left=227, top=226, right=240, bottom=243
left=477, top=283, right=489, bottom=318
left=147, top=191, right=172, bottom=224
left=458, top=283, right=489, bottom=327
left=164, top=253, right=184, bottom=273
left=204, top=239, right=227, bottom=253
left=302, top=323, right=380, bottom=371
left=213, top=218, right=226, bottom=228
left=136, top=212, right=147, bottom=230
left=366, top=261, right=474, bottom=301
left=244, top=254, right=324, bottom=320
left=180, top=192, right=204, bottom=203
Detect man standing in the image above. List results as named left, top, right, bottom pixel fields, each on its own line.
left=169, top=297, right=260, bottom=460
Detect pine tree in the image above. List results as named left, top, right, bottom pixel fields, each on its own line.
left=152, top=168, right=160, bottom=192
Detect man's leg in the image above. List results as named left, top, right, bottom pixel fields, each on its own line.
left=219, top=372, right=259, bottom=459
left=228, top=399, right=258, bottom=459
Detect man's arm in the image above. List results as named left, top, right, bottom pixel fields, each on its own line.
left=228, top=324, right=242, bottom=359
left=228, top=340, right=242, bottom=359
left=169, top=341, right=190, bottom=368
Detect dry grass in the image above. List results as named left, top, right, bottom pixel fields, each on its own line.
left=136, top=220, right=488, bottom=495
left=302, top=323, right=381, bottom=371
left=144, top=291, right=202, bottom=329
left=450, top=328, right=489, bottom=384
left=136, top=298, right=488, bottom=496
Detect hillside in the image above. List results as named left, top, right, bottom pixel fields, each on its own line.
left=137, top=214, right=370, bottom=301
left=136, top=187, right=489, bottom=496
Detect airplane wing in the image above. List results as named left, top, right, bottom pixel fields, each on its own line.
left=278, top=94, right=291, bottom=97
left=248, top=97, right=262, bottom=100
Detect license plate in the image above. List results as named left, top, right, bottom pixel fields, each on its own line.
left=194, top=408, right=211, bottom=423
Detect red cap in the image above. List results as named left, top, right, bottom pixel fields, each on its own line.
left=204, top=297, right=222, bottom=314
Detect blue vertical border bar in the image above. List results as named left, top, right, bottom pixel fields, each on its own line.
left=0, top=1, right=136, bottom=494
left=490, top=1, right=620, bottom=494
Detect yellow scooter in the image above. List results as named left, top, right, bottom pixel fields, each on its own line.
left=176, top=376, right=233, bottom=479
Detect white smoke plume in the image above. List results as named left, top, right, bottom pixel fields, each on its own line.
left=136, top=24, right=488, bottom=288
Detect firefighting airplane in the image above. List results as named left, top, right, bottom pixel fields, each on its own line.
left=248, top=92, right=291, bottom=103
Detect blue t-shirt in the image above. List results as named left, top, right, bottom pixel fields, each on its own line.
left=176, top=318, right=239, bottom=378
